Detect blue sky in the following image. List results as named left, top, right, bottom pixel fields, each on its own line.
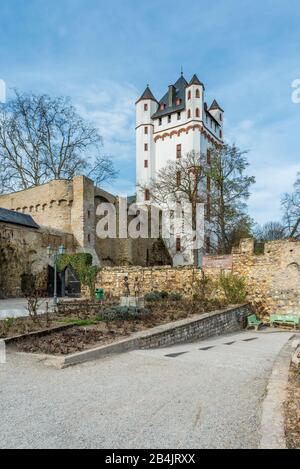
left=1, top=0, right=300, bottom=224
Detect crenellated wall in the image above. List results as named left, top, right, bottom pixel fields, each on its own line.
left=0, top=176, right=171, bottom=272
left=0, top=179, right=74, bottom=233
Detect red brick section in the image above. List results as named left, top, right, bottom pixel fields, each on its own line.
left=203, top=255, right=233, bottom=269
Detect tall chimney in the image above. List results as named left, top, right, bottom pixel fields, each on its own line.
left=168, top=85, right=175, bottom=107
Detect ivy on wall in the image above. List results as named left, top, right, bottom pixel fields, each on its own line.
left=57, top=253, right=99, bottom=298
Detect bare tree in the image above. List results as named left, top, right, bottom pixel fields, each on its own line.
left=139, top=151, right=207, bottom=266
left=282, top=173, right=300, bottom=239
left=207, top=144, right=255, bottom=254
left=139, top=144, right=255, bottom=260
left=254, top=221, right=286, bottom=242
left=0, top=90, right=118, bottom=193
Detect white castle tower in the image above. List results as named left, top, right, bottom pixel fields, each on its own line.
left=136, top=73, right=224, bottom=204
left=135, top=73, right=224, bottom=263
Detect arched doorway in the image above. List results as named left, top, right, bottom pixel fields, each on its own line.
left=64, top=266, right=81, bottom=297
left=47, top=265, right=81, bottom=298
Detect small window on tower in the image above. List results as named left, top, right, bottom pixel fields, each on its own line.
left=159, top=118, right=162, bottom=126
left=187, top=109, right=191, bottom=119
left=176, top=237, right=181, bottom=252
left=176, top=144, right=182, bottom=159
left=188, top=90, right=191, bottom=100
left=144, top=126, right=148, bottom=135
left=196, top=89, right=200, bottom=98
left=144, top=104, right=148, bottom=111
left=145, top=189, right=150, bottom=201
left=168, top=115, right=171, bottom=123
left=176, top=171, right=181, bottom=187
left=220, top=113, right=222, bottom=121
left=220, top=130, right=223, bottom=139
left=196, top=108, right=200, bottom=118
left=144, top=143, right=148, bottom=151
left=160, top=103, right=165, bottom=111
left=176, top=98, right=181, bottom=106
left=144, top=160, right=148, bottom=168
left=177, top=112, right=181, bottom=120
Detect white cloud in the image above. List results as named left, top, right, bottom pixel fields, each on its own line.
left=73, top=81, right=137, bottom=166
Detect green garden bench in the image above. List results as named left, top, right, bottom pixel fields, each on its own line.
left=270, top=314, right=299, bottom=330
left=247, top=314, right=263, bottom=331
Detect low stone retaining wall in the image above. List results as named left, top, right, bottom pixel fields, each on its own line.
left=138, top=304, right=249, bottom=349
left=43, top=304, right=250, bottom=368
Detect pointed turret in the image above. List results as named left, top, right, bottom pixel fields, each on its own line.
left=136, top=86, right=157, bottom=104
left=209, top=99, right=224, bottom=112
left=189, top=74, right=204, bottom=87
left=208, top=99, right=224, bottom=128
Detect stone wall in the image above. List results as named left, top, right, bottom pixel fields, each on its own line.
left=91, top=262, right=231, bottom=299
left=0, top=180, right=74, bottom=233
left=139, top=305, right=249, bottom=349
left=0, top=176, right=170, bottom=268
left=0, top=223, right=75, bottom=298
left=233, top=238, right=300, bottom=316
left=90, top=239, right=300, bottom=317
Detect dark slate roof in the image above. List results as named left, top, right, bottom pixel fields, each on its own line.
left=136, top=86, right=157, bottom=104
left=0, top=207, right=39, bottom=229
left=209, top=99, right=224, bottom=112
left=189, top=74, right=204, bottom=87
left=152, top=75, right=188, bottom=119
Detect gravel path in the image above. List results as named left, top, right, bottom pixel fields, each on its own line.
left=0, top=330, right=293, bottom=449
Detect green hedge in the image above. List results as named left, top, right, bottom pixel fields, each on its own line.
left=57, top=253, right=99, bottom=298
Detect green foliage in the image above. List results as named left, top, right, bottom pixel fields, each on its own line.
left=144, top=291, right=182, bottom=302
left=145, top=291, right=164, bottom=302
left=21, top=272, right=36, bottom=295
left=57, top=253, right=99, bottom=298
left=57, top=253, right=93, bottom=272
left=192, top=269, right=215, bottom=303
left=101, top=306, right=150, bottom=321
left=219, top=272, right=247, bottom=304
left=169, top=292, right=183, bottom=301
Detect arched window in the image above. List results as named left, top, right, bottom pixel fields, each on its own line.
left=196, top=108, right=200, bottom=118
left=188, top=90, right=191, bottom=100
left=145, top=189, right=150, bottom=201
left=187, top=109, right=191, bottom=119
left=196, top=89, right=200, bottom=98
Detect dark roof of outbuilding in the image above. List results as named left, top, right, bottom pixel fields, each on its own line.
left=0, top=207, right=39, bottom=229
left=152, top=75, right=188, bottom=119
left=136, top=86, right=158, bottom=104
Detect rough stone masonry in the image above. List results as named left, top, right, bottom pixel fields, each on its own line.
left=90, top=238, right=300, bottom=318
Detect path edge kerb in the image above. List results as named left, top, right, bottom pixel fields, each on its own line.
left=259, top=335, right=295, bottom=449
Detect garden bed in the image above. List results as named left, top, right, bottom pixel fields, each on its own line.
left=3, top=296, right=231, bottom=355
left=285, top=363, right=300, bottom=449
